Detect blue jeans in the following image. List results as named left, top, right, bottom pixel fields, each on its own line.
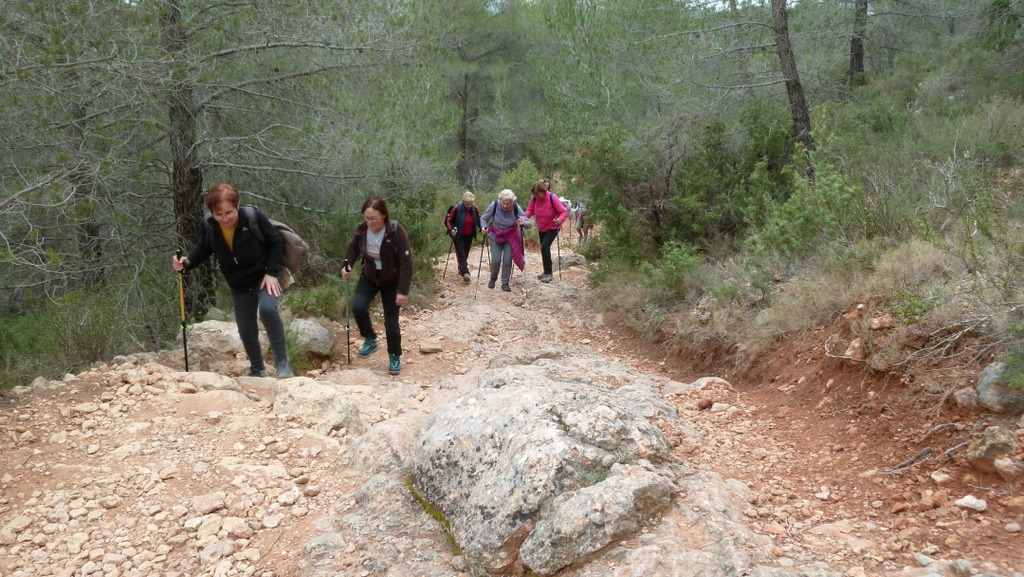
left=352, top=275, right=402, bottom=356
left=232, top=286, right=290, bottom=374
left=538, top=228, right=559, bottom=275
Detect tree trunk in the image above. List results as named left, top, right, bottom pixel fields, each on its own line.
left=67, top=97, right=106, bottom=290
left=455, top=73, right=472, bottom=188
left=848, top=0, right=868, bottom=86
left=771, top=0, right=815, bottom=184
left=161, top=1, right=212, bottom=319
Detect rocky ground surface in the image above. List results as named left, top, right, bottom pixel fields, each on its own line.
left=0, top=240, right=1021, bottom=577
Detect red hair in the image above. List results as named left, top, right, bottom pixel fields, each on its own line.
left=205, top=184, right=240, bottom=211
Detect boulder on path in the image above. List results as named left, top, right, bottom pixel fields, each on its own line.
left=409, top=356, right=677, bottom=575
left=272, top=377, right=366, bottom=436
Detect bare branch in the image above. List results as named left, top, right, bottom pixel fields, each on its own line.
left=201, top=161, right=376, bottom=181
left=0, top=169, right=74, bottom=213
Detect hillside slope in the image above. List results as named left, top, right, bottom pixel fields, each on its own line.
left=0, top=242, right=1020, bottom=576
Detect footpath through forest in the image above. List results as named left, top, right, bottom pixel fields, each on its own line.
left=0, top=237, right=1020, bottom=577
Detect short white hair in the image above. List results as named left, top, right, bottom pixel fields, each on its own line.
left=498, top=189, right=516, bottom=202
left=462, top=191, right=475, bottom=202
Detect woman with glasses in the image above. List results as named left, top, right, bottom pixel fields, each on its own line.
left=172, top=183, right=293, bottom=378
left=342, top=196, right=413, bottom=376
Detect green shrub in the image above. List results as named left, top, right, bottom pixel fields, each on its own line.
left=744, top=162, right=861, bottom=263
left=285, top=275, right=348, bottom=319
left=0, top=290, right=134, bottom=389
left=1002, top=322, right=1024, bottom=391
left=497, top=159, right=543, bottom=197
left=639, top=241, right=702, bottom=302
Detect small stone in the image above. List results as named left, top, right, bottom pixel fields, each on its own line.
left=1005, top=522, right=1021, bottom=533
left=6, top=516, right=32, bottom=533
left=914, top=552, right=935, bottom=566
left=953, top=495, right=987, bottom=512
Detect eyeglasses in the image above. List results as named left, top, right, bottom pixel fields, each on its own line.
left=213, top=210, right=237, bottom=220
left=364, top=216, right=380, bottom=223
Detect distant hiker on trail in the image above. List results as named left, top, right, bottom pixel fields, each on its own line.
left=172, top=183, right=293, bottom=378
left=481, top=189, right=532, bottom=292
left=342, top=196, right=413, bottom=376
left=575, top=200, right=594, bottom=242
left=445, top=191, right=482, bottom=283
left=524, top=179, right=568, bottom=283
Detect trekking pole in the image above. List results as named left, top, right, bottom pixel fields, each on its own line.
left=474, top=238, right=486, bottom=300
left=175, top=249, right=190, bottom=372
left=555, top=232, right=562, bottom=280
left=520, top=227, right=528, bottom=299
left=442, top=235, right=454, bottom=279
left=342, top=259, right=352, bottom=364
left=567, top=208, right=574, bottom=248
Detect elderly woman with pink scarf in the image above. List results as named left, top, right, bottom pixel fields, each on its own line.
left=480, top=189, right=532, bottom=291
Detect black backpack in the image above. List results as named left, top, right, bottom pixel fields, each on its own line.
left=443, top=204, right=457, bottom=232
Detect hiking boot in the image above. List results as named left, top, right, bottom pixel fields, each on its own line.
left=501, top=284, right=511, bottom=292
left=388, top=354, right=401, bottom=375
left=462, top=273, right=471, bottom=282
left=248, top=368, right=268, bottom=378
left=540, top=274, right=553, bottom=283
left=275, top=358, right=293, bottom=378
left=357, top=338, right=378, bottom=358
left=537, top=273, right=545, bottom=279
left=487, top=279, right=496, bottom=289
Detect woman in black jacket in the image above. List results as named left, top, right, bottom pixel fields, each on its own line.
left=342, top=196, right=413, bottom=376
left=172, top=183, right=293, bottom=378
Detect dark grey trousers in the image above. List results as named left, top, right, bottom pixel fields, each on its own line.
left=232, top=286, right=290, bottom=375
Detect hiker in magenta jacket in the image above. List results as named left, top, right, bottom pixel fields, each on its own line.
left=524, top=179, right=569, bottom=283
left=342, top=196, right=413, bottom=375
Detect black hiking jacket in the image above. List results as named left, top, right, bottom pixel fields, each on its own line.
left=186, top=207, right=284, bottom=293
left=344, top=220, right=413, bottom=295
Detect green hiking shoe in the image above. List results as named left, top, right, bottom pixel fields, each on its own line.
left=388, top=354, right=401, bottom=375
left=358, top=338, right=378, bottom=358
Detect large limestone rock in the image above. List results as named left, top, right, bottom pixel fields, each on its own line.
left=977, top=362, right=1024, bottom=415
left=185, top=320, right=245, bottom=355
left=272, top=377, right=366, bottom=436
left=410, top=367, right=677, bottom=575
left=290, top=318, right=334, bottom=356
left=967, top=425, right=1020, bottom=473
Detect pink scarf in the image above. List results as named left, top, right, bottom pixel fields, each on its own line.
left=493, top=226, right=525, bottom=271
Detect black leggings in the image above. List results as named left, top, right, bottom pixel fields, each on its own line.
left=352, top=275, right=402, bottom=356
left=454, top=233, right=475, bottom=275
left=538, top=228, right=559, bottom=275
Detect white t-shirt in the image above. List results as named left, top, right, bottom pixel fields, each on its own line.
left=365, top=228, right=384, bottom=270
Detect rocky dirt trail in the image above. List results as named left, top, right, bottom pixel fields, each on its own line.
left=0, top=239, right=1021, bottom=577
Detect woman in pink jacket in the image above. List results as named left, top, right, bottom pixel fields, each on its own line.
left=524, top=179, right=569, bottom=283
